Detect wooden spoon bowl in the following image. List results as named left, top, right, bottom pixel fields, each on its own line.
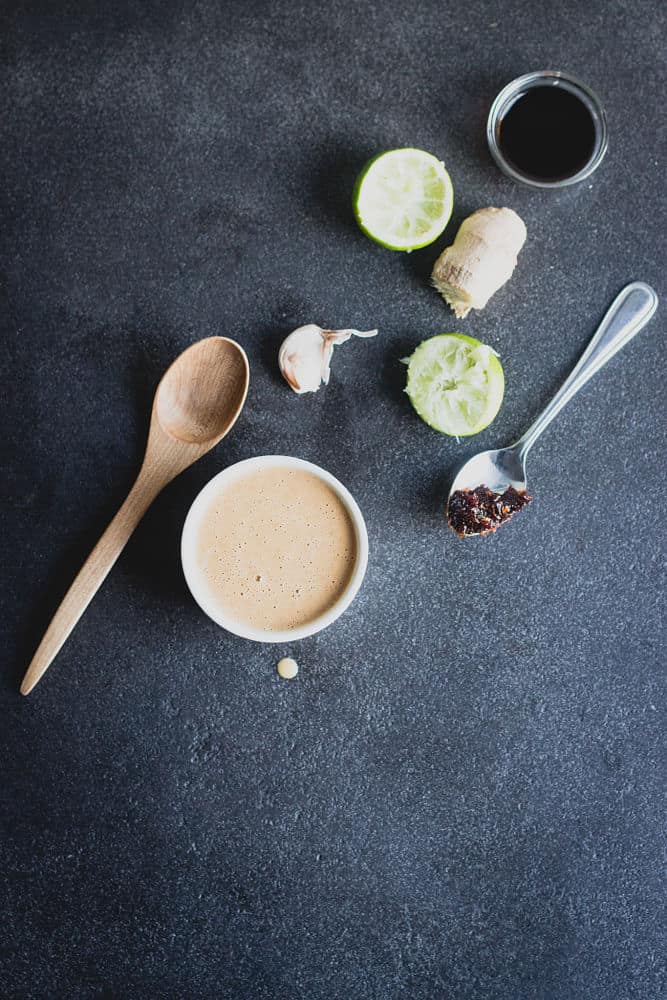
left=156, top=337, right=249, bottom=444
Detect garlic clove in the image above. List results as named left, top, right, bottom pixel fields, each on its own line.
left=279, top=324, right=326, bottom=394
left=279, top=324, right=378, bottom=394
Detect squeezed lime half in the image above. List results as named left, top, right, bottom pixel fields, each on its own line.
left=405, top=334, right=504, bottom=436
left=353, top=148, right=454, bottom=251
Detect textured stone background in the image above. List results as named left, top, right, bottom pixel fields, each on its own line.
left=1, top=1, right=665, bottom=997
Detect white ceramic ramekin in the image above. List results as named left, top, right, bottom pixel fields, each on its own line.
left=181, top=455, right=369, bottom=643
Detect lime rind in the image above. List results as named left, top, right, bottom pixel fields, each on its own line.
left=405, top=333, right=504, bottom=436
left=353, top=148, right=454, bottom=251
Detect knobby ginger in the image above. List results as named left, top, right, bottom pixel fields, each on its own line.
left=431, top=207, right=527, bottom=318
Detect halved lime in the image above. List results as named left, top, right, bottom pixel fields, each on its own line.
left=353, top=148, right=453, bottom=251
left=405, top=334, right=504, bottom=436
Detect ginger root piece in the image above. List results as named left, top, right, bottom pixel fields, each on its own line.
left=431, top=207, right=527, bottom=318
left=279, top=324, right=378, bottom=394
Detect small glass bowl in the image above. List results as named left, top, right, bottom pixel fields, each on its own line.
left=486, top=70, right=608, bottom=189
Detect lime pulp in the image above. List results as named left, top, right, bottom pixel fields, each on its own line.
left=353, top=148, right=454, bottom=251
left=405, top=334, right=505, bottom=436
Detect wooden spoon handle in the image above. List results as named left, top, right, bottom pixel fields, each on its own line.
left=20, top=471, right=166, bottom=695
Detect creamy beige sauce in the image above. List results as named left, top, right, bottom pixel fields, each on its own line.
left=195, top=466, right=357, bottom=632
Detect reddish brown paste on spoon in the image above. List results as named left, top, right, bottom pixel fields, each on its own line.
left=448, top=485, right=532, bottom=537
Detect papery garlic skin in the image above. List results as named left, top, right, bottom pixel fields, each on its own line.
left=431, top=208, right=527, bottom=318
left=279, top=324, right=378, bottom=394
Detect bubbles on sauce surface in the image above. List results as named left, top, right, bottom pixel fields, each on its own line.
left=195, top=466, right=356, bottom=631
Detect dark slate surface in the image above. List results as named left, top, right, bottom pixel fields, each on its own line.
left=1, top=1, right=665, bottom=997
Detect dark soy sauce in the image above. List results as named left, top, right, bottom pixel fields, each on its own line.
left=497, top=85, right=597, bottom=182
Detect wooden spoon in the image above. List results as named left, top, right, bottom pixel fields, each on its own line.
left=20, top=336, right=249, bottom=695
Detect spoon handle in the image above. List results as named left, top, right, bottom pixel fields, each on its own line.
left=20, top=470, right=166, bottom=695
left=516, top=282, right=658, bottom=461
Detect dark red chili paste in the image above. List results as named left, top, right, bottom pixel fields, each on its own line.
left=448, top=485, right=532, bottom=537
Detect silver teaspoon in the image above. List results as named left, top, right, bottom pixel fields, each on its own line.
left=446, top=281, right=659, bottom=536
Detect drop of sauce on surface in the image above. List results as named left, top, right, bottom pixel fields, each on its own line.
left=277, top=657, right=298, bottom=680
